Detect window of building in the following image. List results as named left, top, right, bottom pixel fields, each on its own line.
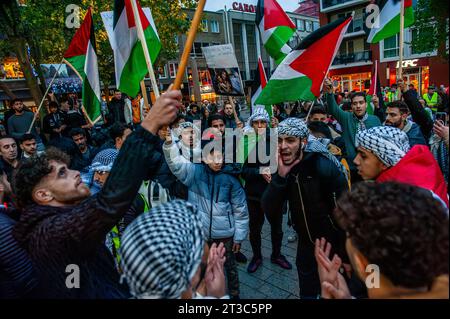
left=313, top=21, right=320, bottom=31
left=296, top=19, right=305, bottom=31
left=169, top=62, right=178, bottom=78
left=158, top=65, right=168, bottom=79
left=201, top=19, right=208, bottom=32
left=210, top=20, right=220, bottom=33
left=192, top=42, right=211, bottom=57
left=305, top=20, right=313, bottom=32
left=383, top=34, right=399, bottom=58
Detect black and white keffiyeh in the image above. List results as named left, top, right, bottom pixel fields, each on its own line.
left=120, top=200, right=204, bottom=299
left=355, top=126, right=411, bottom=167
left=277, top=117, right=309, bottom=138
left=355, top=112, right=369, bottom=135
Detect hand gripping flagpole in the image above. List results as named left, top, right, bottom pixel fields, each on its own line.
left=130, top=0, right=160, bottom=99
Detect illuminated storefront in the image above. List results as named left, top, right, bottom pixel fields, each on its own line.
left=187, top=68, right=217, bottom=102
left=1, top=57, right=24, bottom=79
left=385, top=58, right=430, bottom=95
left=328, top=65, right=373, bottom=93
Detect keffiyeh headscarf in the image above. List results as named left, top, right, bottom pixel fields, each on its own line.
left=355, top=113, right=369, bottom=134
left=277, top=117, right=309, bottom=138
left=355, top=126, right=411, bottom=167
left=120, top=200, right=205, bottom=299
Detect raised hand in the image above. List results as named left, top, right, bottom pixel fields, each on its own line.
left=142, top=86, right=182, bottom=135
left=323, top=78, right=334, bottom=94
left=315, top=238, right=342, bottom=298
left=205, top=243, right=226, bottom=298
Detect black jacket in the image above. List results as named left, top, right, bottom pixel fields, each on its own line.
left=70, top=145, right=99, bottom=172
left=262, top=152, right=348, bottom=252
left=241, top=133, right=272, bottom=202
left=43, top=111, right=67, bottom=140
left=403, top=90, right=434, bottom=142
left=13, top=127, right=163, bottom=299
left=107, top=98, right=126, bottom=125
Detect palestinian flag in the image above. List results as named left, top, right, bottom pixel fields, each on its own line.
left=256, top=0, right=296, bottom=65
left=251, top=57, right=273, bottom=119
left=256, top=16, right=352, bottom=106
left=111, top=0, right=161, bottom=98
left=367, top=0, right=415, bottom=43
left=366, top=61, right=385, bottom=115
left=64, top=8, right=101, bottom=124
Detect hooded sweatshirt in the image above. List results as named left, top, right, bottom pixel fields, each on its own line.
left=377, top=145, right=449, bottom=207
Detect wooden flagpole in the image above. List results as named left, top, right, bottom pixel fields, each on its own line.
left=27, top=58, right=65, bottom=133
left=172, top=0, right=207, bottom=90
left=130, top=0, right=160, bottom=98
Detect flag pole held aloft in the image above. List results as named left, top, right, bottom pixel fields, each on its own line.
left=172, top=0, right=207, bottom=90
left=130, top=0, right=160, bottom=98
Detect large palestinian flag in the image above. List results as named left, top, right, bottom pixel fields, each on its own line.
left=64, top=8, right=101, bottom=123
left=367, top=0, right=415, bottom=43
left=256, top=16, right=352, bottom=105
left=256, top=0, right=296, bottom=65
left=111, top=0, right=161, bottom=98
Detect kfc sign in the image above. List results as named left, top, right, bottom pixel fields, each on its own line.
left=396, top=59, right=419, bottom=68
left=232, top=2, right=256, bottom=13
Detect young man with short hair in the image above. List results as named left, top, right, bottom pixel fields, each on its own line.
left=261, top=118, right=350, bottom=299
left=43, top=101, right=67, bottom=140
left=19, top=133, right=43, bottom=160
left=324, top=78, right=381, bottom=183
left=109, top=123, right=133, bottom=151
left=7, top=99, right=40, bottom=142
left=0, top=136, right=19, bottom=181
left=316, top=182, right=448, bottom=299
left=11, top=90, right=181, bottom=298
left=69, top=128, right=99, bottom=171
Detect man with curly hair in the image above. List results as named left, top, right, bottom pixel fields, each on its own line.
left=315, top=182, right=449, bottom=299
left=11, top=91, right=181, bottom=299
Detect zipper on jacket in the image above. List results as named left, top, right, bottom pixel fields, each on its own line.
left=295, top=174, right=314, bottom=245
left=216, top=183, right=220, bottom=203
left=227, top=211, right=232, bottom=228
left=328, top=192, right=339, bottom=231
left=209, top=175, right=215, bottom=240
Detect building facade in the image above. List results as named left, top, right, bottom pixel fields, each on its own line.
left=319, top=0, right=449, bottom=95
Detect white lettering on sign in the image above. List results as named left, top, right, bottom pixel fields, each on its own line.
left=396, top=59, right=419, bottom=68
left=232, top=2, right=256, bottom=13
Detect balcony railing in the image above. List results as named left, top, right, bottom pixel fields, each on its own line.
left=322, top=0, right=367, bottom=10
left=333, top=50, right=372, bottom=65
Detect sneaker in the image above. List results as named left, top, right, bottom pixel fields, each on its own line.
left=234, top=251, right=248, bottom=263
left=247, top=256, right=262, bottom=273
left=288, top=234, right=297, bottom=242
left=271, top=255, right=293, bottom=270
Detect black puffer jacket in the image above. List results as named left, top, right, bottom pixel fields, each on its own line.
left=262, top=152, right=348, bottom=252
left=13, top=127, right=163, bottom=299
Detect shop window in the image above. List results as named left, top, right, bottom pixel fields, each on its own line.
left=169, top=63, right=178, bottom=78
left=1, top=57, right=24, bottom=79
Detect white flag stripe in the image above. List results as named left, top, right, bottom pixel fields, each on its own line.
left=85, top=40, right=102, bottom=102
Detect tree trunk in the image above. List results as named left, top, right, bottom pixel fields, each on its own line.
left=12, top=38, right=43, bottom=107
left=0, top=81, right=17, bottom=100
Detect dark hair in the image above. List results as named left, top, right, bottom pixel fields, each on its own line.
left=350, top=92, right=366, bottom=103
left=12, top=147, right=71, bottom=208
left=170, top=114, right=186, bottom=129
left=341, top=102, right=352, bottom=111
left=386, top=101, right=410, bottom=114
left=10, top=98, right=23, bottom=105
left=334, top=182, right=449, bottom=289
left=310, top=106, right=327, bottom=116
left=308, top=121, right=332, bottom=140
left=0, top=135, right=15, bottom=142
left=109, top=123, right=130, bottom=141
left=48, top=101, right=59, bottom=109
left=207, top=114, right=225, bottom=128
left=19, top=133, right=36, bottom=144
left=69, top=128, right=86, bottom=138
left=60, top=97, right=69, bottom=104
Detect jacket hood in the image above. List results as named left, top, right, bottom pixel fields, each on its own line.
left=377, top=145, right=449, bottom=207
left=13, top=204, right=72, bottom=246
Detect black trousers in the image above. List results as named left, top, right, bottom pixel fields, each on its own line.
left=247, top=199, right=283, bottom=259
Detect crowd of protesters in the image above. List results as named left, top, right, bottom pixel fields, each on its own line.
left=0, top=77, right=448, bottom=299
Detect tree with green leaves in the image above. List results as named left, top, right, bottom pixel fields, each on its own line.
left=0, top=0, right=198, bottom=106
left=411, top=0, right=449, bottom=60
